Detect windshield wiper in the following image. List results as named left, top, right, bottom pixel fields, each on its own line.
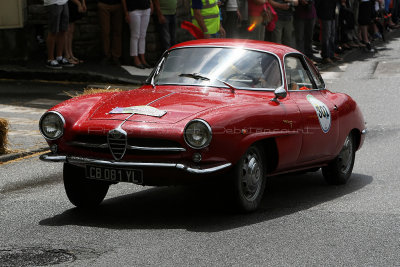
left=179, top=73, right=210, bottom=81
left=178, top=73, right=236, bottom=93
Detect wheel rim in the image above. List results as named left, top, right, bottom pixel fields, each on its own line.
left=338, top=135, right=353, bottom=174
left=240, top=150, right=263, bottom=202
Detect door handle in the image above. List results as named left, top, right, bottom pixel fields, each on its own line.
left=334, top=105, right=338, bottom=111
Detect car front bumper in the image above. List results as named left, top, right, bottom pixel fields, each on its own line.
left=40, top=153, right=232, bottom=175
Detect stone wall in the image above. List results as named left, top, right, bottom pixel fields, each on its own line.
left=1, top=0, right=194, bottom=64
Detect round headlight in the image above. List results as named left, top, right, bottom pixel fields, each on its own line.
left=39, top=111, right=65, bottom=140
left=184, top=119, right=212, bottom=149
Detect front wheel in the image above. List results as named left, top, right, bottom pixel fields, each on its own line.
left=63, top=163, right=110, bottom=208
left=322, top=133, right=356, bottom=185
left=230, top=146, right=267, bottom=212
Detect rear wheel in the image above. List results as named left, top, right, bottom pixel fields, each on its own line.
left=322, top=133, right=355, bottom=185
left=230, top=145, right=266, bottom=212
left=63, top=163, right=110, bottom=208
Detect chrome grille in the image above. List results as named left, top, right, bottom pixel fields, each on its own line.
left=108, top=128, right=127, bottom=160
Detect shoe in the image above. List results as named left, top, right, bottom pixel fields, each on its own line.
left=67, top=57, right=79, bottom=65
left=46, top=59, right=62, bottom=70
left=143, top=63, right=152, bottom=68
left=57, top=57, right=74, bottom=67
left=322, top=58, right=333, bottom=64
left=331, top=55, right=343, bottom=62
left=133, top=63, right=145, bottom=69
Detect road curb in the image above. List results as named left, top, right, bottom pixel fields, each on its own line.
left=0, top=147, right=49, bottom=163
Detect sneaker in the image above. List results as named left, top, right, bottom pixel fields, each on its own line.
left=46, top=60, right=62, bottom=70
left=57, top=57, right=74, bottom=67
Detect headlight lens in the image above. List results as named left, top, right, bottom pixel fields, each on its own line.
left=39, top=111, right=65, bottom=140
left=184, top=119, right=212, bottom=149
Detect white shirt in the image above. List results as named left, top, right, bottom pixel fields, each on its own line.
left=44, top=0, right=68, bottom=6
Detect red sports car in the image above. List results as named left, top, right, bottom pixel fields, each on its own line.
left=39, top=39, right=366, bottom=212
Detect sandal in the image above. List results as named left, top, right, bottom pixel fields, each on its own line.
left=72, top=56, right=84, bottom=64
left=67, top=57, right=79, bottom=65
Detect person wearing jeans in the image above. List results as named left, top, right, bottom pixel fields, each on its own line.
left=315, top=0, right=341, bottom=63
left=122, top=0, right=152, bottom=69
left=98, top=0, right=123, bottom=66
left=153, top=0, right=177, bottom=53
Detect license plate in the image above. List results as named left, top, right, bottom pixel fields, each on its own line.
left=85, top=165, right=143, bottom=184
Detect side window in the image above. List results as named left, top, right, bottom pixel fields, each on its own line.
left=284, top=56, right=314, bottom=91
left=306, top=58, right=325, bottom=89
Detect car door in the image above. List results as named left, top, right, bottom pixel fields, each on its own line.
left=284, top=54, right=339, bottom=164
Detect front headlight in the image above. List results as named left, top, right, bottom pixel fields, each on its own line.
left=39, top=111, right=65, bottom=140
left=184, top=119, right=212, bottom=149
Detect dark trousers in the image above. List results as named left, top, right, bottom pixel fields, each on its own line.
left=98, top=2, right=122, bottom=59
left=321, top=19, right=335, bottom=59
left=154, top=14, right=177, bottom=53
left=294, top=17, right=316, bottom=58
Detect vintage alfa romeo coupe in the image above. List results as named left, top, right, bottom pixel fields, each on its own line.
left=39, top=39, right=366, bottom=212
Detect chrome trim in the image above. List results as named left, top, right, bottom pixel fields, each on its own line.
left=184, top=119, right=212, bottom=149
left=39, top=111, right=66, bottom=141
left=69, top=141, right=186, bottom=152
left=39, top=153, right=231, bottom=174
left=127, top=145, right=186, bottom=152
left=149, top=45, right=285, bottom=91
left=69, top=142, right=108, bottom=149
left=361, top=129, right=367, bottom=135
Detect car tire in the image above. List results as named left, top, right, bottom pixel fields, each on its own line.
left=63, top=163, right=110, bottom=208
left=230, top=145, right=266, bottom=212
left=322, top=133, right=355, bottom=185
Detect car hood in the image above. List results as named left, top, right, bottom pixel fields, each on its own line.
left=89, top=87, right=234, bottom=124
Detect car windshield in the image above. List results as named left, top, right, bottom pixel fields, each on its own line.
left=151, top=47, right=282, bottom=90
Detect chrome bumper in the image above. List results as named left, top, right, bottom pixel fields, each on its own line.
left=39, top=153, right=232, bottom=175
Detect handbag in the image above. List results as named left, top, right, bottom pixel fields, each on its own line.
left=263, top=3, right=278, bottom=31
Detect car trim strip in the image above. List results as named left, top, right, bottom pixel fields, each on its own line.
left=68, top=141, right=186, bottom=152
left=40, top=153, right=231, bottom=174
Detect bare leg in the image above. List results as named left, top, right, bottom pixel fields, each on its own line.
left=47, top=32, right=57, bottom=61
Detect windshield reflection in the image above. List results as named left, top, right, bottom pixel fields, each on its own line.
left=153, top=47, right=282, bottom=90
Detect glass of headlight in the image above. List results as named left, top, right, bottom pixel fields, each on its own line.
left=39, top=112, right=65, bottom=140
left=184, top=119, right=212, bottom=149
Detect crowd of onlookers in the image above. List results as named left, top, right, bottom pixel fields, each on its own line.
left=42, top=0, right=400, bottom=70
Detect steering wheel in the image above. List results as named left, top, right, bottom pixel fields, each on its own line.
left=225, top=73, right=258, bottom=87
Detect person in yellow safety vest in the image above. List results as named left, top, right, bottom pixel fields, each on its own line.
left=191, top=0, right=226, bottom=38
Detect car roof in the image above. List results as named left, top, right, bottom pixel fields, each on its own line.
left=169, top=39, right=299, bottom=57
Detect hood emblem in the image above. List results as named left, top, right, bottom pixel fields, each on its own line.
left=108, top=127, right=127, bottom=160
left=110, top=106, right=167, bottom=117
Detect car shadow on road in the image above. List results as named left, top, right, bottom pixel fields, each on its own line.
left=39, top=172, right=372, bottom=232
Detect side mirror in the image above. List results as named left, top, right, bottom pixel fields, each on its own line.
left=271, top=87, right=287, bottom=103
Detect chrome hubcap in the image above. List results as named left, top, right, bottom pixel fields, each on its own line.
left=240, top=151, right=262, bottom=201
left=339, top=135, right=353, bottom=174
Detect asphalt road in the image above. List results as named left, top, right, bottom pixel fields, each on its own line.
left=1, top=40, right=400, bottom=266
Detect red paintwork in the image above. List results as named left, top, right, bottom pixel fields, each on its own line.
left=45, top=40, right=365, bottom=182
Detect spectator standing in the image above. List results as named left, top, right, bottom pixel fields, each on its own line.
left=315, top=0, right=341, bottom=63
left=191, top=0, right=226, bottom=38
left=44, top=0, right=74, bottom=69
left=153, top=0, right=177, bottom=53
left=269, top=0, right=297, bottom=47
left=64, top=0, right=87, bottom=65
left=358, top=0, right=375, bottom=52
left=122, top=0, right=152, bottom=69
left=294, top=0, right=317, bottom=59
left=222, top=0, right=242, bottom=38
left=98, top=0, right=123, bottom=66
left=247, top=0, right=267, bottom=41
